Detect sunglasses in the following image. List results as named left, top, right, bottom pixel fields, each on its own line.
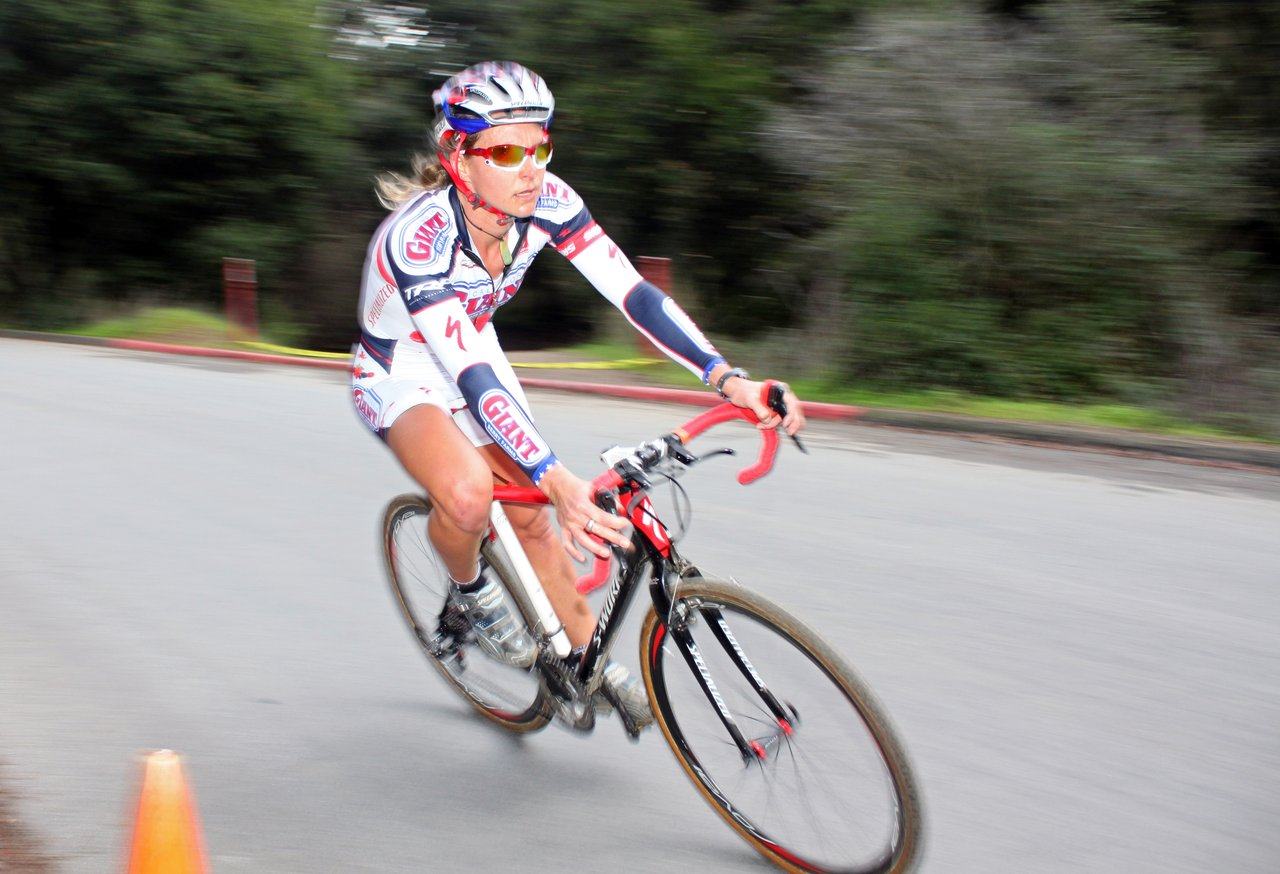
left=464, top=138, right=554, bottom=171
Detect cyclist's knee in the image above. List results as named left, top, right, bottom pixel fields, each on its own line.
left=437, top=477, right=493, bottom=535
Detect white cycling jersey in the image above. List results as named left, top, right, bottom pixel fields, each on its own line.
left=352, top=172, right=724, bottom=483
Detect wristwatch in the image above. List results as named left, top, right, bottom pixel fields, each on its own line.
left=714, top=367, right=749, bottom=399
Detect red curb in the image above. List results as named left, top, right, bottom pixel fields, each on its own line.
left=91, top=337, right=866, bottom=419
left=104, top=338, right=347, bottom=371
left=519, top=377, right=865, bottom=420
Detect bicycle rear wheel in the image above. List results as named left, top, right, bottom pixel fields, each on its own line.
left=640, top=576, right=922, bottom=873
left=383, top=493, right=550, bottom=733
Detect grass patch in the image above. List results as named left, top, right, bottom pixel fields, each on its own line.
left=67, top=306, right=305, bottom=350
left=543, top=339, right=666, bottom=367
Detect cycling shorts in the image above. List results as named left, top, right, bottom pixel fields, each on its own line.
left=350, top=339, right=533, bottom=448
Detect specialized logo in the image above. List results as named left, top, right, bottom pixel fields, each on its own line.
left=367, top=282, right=396, bottom=324
left=591, top=576, right=627, bottom=646
left=630, top=495, right=670, bottom=553
left=444, top=316, right=466, bottom=351
left=479, top=389, right=549, bottom=464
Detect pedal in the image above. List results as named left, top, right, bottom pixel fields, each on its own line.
left=434, top=597, right=473, bottom=659
left=599, top=682, right=643, bottom=741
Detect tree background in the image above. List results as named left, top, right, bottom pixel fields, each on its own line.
left=1, top=0, right=1277, bottom=433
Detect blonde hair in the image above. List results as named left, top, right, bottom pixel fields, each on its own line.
left=374, top=131, right=480, bottom=209
left=374, top=153, right=448, bottom=209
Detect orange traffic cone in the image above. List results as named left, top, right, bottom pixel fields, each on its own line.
left=125, top=750, right=209, bottom=873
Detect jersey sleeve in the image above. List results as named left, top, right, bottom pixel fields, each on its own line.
left=535, top=176, right=725, bottom=383
left=384, top=213, right=561, bottom=485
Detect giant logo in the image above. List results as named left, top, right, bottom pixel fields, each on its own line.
left=352, top=387, right=382, bottom=431
left=393, top=203, right=452, bottom=273
left=536, top=180, right=575, bottom=212
left=479, top=389, right=549, bottom=464
left=404, top=207, right=449, bottom=264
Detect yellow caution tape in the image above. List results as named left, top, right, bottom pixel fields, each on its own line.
left=237, top=339, right=662, bottom=370
left=237, top=340, right=348, bottom=359
left=512, top=358, right=662, bottom=370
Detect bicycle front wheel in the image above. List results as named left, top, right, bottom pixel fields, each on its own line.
left=383, top=493, right=550, bottom=733
left=640, top=576, right=922, bottom=873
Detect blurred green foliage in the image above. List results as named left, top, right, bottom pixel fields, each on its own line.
left=1, top=0, right=1277, bottom=432
left=0, top=0, right=357, bottom=326
left=764, top=0, right=1279, bottom=432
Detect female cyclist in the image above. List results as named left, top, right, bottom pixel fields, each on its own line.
left=352, top=61, right=805, bottom=729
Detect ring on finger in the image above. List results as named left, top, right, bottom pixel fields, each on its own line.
left=585, top=518, right=596, bottom=535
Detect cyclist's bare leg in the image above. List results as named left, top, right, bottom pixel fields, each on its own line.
left=385, top=405, right=492, bottom=584
left=479, top=444, right=596, bottom=648
left=385, top=405, right=595, bottom=647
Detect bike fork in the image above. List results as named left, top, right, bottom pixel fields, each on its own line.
left=658, top=580, right=795, bottom=762
left=667, top=620, right=761, bottom=762
left=702, top=606, right=796, bottom=730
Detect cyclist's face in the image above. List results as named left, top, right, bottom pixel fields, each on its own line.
left=460, top=123, right=547, bottom=219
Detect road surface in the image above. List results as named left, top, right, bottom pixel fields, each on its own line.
left=2, top=338, right=1278, bottom=872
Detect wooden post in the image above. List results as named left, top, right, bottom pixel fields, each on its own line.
left=633, top=256, right=670, bottom=356
left=221, top=258, right=258, bottom=339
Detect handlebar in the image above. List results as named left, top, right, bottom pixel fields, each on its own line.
left=673, top=402, right=780, bottom=486
left=575, top=381, right=792, bottom=593
left=588, top=379, right=785, bottom=495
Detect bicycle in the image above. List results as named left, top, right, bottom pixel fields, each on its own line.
left=382, top=383, right=923, bottom=873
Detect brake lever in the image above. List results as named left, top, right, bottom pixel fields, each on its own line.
left=660, top=434, right=698, bottom=466
left=767, top=382, right=808, bottom=455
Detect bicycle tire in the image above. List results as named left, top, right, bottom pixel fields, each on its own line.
left=639, top=576, right=922, bottom=873
left=382, top=493, right=551, bottom=733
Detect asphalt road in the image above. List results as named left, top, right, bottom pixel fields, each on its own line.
left=2, top=338, right=1278, bottom=872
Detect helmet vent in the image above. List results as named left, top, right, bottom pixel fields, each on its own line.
left=489, top=75, right=514, bottom=99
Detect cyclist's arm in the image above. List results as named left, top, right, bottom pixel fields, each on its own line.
left=406, top=291, right=562, bottom=484
left=574, top=243, right=724, bottom=382
left=542, top=203, right=724, bottom=384
left=544, top=191, right=804, bottom=434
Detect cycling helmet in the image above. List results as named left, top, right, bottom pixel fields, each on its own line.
left=430, top=61, right=554, bottom=225
left=431, top=61, right=554, bottom=149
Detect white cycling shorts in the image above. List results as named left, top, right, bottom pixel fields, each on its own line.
left=349, top=337, right=533, bottom=448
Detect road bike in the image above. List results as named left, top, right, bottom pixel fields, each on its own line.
left=382, top=384, right=923, bottom=873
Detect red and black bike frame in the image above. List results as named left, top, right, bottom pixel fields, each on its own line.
left=491, top=388, right=795, bottom=760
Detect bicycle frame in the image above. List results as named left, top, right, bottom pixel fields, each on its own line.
left=485, top=485, right=668, bottom=696
left=486, top=396, right=793, bottom=758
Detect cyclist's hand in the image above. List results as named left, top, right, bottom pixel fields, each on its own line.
left=723, top=377, right=806, bottom=437
left=538, top=464, right=630, bottom=562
